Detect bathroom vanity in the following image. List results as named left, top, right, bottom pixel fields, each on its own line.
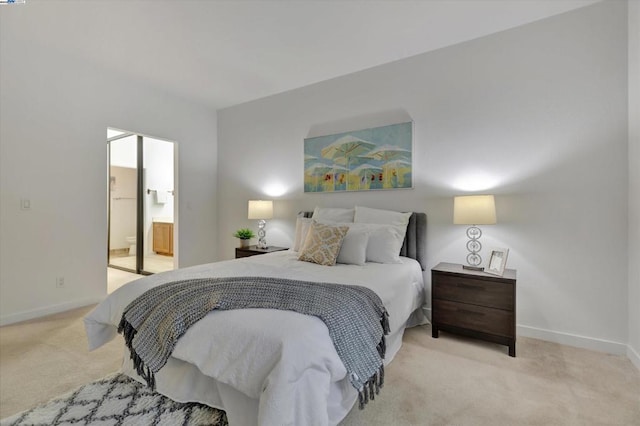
left=153, top=218, right=173, bottom=256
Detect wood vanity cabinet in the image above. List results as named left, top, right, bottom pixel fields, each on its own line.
left=153, top=222, right=173, bottom=255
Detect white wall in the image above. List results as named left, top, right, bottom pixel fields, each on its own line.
left=628, top=0, right=640, bottom=369
left=0, top=7, right=218, bottom=324
left=218, top=2, right=629, bottom=353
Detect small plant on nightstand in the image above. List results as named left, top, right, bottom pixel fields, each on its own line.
left=233, top=228, right=255, bottom=248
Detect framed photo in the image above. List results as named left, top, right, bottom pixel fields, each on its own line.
left=485, top=248, right=509, bottom=276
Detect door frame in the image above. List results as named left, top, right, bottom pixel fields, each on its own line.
left=107, top=128, right=177, bottom=275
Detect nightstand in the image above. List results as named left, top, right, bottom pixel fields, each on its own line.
left=431, top=262, right=517, bottom=357
left=235, top=245, right=288, bottom=259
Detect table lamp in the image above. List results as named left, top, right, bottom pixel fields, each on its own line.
left=248, top=200, right=273, bottom=249
left=453, top=195, right=496, bottom=270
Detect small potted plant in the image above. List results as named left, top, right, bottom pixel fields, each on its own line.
left=233, top=228, right=255, bottom=248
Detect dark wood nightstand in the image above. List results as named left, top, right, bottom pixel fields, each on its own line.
left=235, top=245, right=288, bottom=259
left=431, top=262, right=517, bottom=357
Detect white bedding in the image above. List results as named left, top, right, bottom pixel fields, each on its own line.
left=85, top=251, right=425, bottom=426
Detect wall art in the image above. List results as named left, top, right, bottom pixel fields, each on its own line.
left=303, top=122, right=413, bottom=193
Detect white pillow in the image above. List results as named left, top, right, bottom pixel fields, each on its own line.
left=360, top=224, right=405, bottom=264
left=312, top=206, right=354, bottom=223
left=336, top=228, right=369, bottom=265
left=353, top=206, right=410, bottom=263
left=316, top=221, right=404, bottom=264
left=338, top=223, right=401, bottom=264
left=354, top=206, right=411, bottom=228
left=292, top=217, right=312, bottom=252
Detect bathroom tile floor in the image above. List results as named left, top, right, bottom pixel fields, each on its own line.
left=107, top=268, right=140, bottom=293
left=108, top=253, right=174, bottom=274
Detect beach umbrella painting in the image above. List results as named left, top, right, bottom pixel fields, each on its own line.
left=350, top=163, right=382, bottom=190
left=364, top=144, right=411, bottom=162
left=304, top=162, right=347, bottom=192
left=322, top=163, right=349, bottom=191
left=321, top=135, right=375, bottom=190
left=303, top=121, right=413, bottom=192
left=364, top=145, right=411, bottom=187
left=384, top=159, right=411, bottom=169
left=333, top=155, right=370, bottom=167
left=304, top=162, right=333, bottom=192
left=383, top=159, right=411, bottom=187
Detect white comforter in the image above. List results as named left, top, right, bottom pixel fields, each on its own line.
left=85, top=251, right=425, bottom=426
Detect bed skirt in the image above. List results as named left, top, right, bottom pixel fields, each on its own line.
left=120, top=316, right=413, bottom=426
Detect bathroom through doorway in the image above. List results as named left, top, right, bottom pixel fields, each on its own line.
left=107, top=128, right=177, bottom=276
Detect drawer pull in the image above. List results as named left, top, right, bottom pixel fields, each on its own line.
left=458, top=309, right=485, bottom=317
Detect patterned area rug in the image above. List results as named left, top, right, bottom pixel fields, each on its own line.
left=1, top=373, right=228, bottom=426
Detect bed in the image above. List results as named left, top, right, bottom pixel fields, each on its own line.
left=85, top=209, right=427, bottom=426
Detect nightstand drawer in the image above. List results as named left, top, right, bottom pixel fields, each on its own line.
left=433, top=299, right=514, bottom=338
left=235, top=246, right=288, bottom=259
left=235, top=250, right=257, bottom=258
left=433, top=275, right=513, bottom=311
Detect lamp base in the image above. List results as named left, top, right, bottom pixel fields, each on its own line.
left=463, top=226, right=484, bottom=271
left=257, top=219, right=267, bottom=249
left=463, top=265, right=484, bottom=271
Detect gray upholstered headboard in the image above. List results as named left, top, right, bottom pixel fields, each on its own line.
left=300, top=211, right=427, bottom=271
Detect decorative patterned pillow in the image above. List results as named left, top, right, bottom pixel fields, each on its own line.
left=298, top=221, right=349, bottom=266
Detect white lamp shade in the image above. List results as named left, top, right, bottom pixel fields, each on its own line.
left=453, top=195, right=497, bottom=225
left=248, top=200, right=273, bottom=220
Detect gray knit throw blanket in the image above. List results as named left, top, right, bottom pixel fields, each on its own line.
left=117, top=276, right=390, bottom=409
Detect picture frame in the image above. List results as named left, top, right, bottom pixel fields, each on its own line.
left=485, top=248, right=509, bottom=276
left=303, top=121, right=413, bottom=193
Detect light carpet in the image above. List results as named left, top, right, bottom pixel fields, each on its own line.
left=0, top=373, right=227, bottom=426
left=1, top=306, right=639, bottom=425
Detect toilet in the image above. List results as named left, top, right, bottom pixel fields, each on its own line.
left=125, top=236, right=136, bottom=256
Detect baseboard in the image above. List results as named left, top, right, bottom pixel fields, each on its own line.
left=0, top=297, right=105, bottom=326
left=422, top=308, right=626, bottom=355
left=517, top=324, right=627, bottom=355
left=8, top=302, right=636, bottom=368
left=627, top=344, right=640, bottom=371
left=421, top=306, right=431, bottom=321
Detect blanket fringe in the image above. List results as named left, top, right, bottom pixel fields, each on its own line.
left=381, top=310, right=390, bottom=335
left=376, top=310, right=390, bottom=359
left=117, top=317, right=156, bottom=390
left=377, top=336, right=386, bottom=359
left=357, top=364, right=385, bottom=409
left=354, top=310, right=391, bottom=410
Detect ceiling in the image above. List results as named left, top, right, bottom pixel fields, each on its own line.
left=4, top=0, right=601, bottom=110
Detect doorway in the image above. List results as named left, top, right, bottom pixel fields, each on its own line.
left=107, top=128, right=176, bottom=276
